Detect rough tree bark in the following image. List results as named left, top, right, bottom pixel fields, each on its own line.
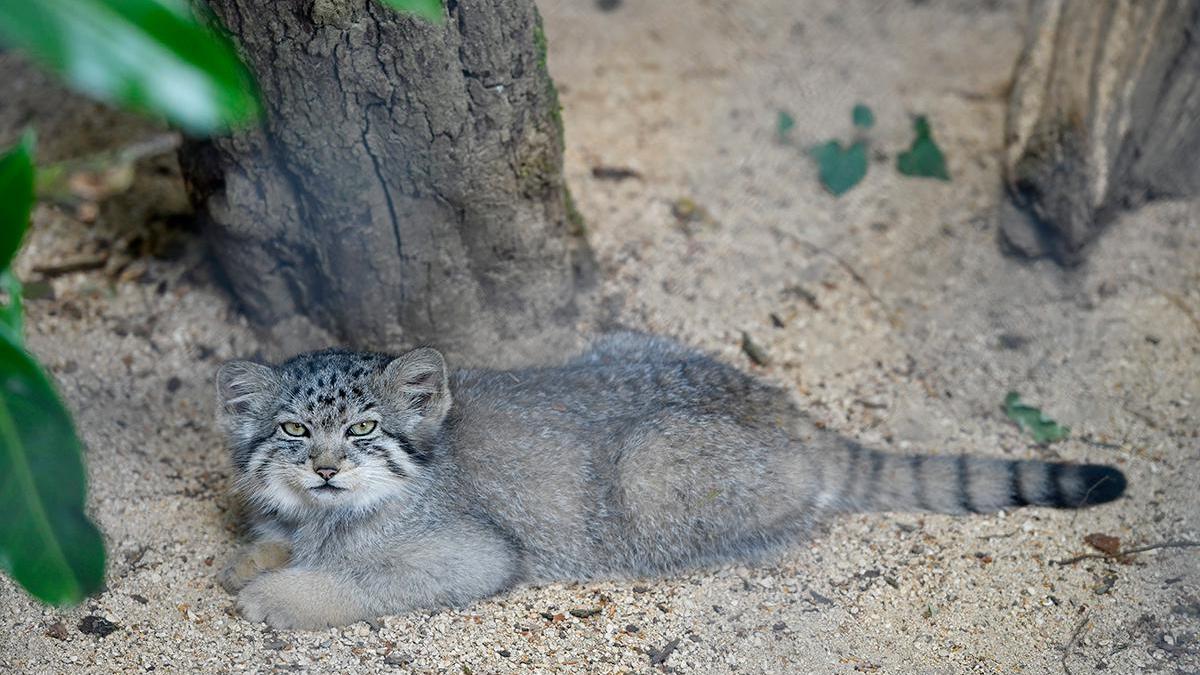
left=1001, top=0, right=1200, bottom=263
left=181, top=0, right=594, bottom=364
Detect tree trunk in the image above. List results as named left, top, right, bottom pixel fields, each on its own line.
left=181, top=0, right=594, bottom=364
left=1001, top=0, right=1200, bottom=263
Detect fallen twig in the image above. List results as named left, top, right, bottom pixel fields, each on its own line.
left=792, top=238, right=899, bottom=328
left=648, top=637, right=680, bottom=668
left=591, top=165, right=642, bottom=181
left=1052, top=540, right=1200, bottom=566
left=977, top=528, right=1022, bottom=540
left=1078, top=434, right=1122, bottom=450
left=32, top=253, right=109, bottom=277
left=1061, top=614, right=1090, bottom=675
left=1129, top=275, right=1200, bottom=338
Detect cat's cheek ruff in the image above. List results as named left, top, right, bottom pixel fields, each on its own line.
left=235, top=463, right=311, bottom=519
left=329, top=460, right=421, bottom=515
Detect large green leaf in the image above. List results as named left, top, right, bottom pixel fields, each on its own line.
left=375, top=0, right=444, bottom=23
left=0, top=0, right=259, bottom=135
left=0, top=136, right=34, bottom=273
left=0, top=335, right=106, bottom=605
left=0, top=135, right=103, bottom=606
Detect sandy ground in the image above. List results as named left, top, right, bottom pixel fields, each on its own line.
left=2, top=0, right=1198, bottom=672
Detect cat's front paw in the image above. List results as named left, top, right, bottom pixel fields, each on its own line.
left=237, top=569, right=368, bottom=630
left=219, top=540, right=291, bottom=594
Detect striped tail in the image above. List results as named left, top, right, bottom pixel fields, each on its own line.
left=832, top=442, right=1127, bottom=514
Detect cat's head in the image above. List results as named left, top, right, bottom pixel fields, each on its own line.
left=214, top=347, right=451, bottom=518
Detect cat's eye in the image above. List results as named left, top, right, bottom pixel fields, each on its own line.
left=347, top=420, right=377, bottom=436
left=280, top=422, right=309, bottom=437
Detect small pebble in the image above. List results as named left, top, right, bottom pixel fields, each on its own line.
left=77, top=616, right=119, bottom=638
left=741, top=332, right=770, bottom=366
left=383, top=652, right=413, bottom=666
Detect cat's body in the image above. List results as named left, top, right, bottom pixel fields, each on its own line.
left=216, top=332, right=1125, bottom=629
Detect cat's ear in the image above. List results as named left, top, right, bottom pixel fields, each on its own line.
left=382, top=347, right=452, bottom=424
left=216, top=360, right=278, bottom=416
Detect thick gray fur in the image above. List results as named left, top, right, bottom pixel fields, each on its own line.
left=215, top=332, right=1126, bottom=629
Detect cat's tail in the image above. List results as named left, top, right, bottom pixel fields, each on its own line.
left=827, top=442, right=1126, bottom=514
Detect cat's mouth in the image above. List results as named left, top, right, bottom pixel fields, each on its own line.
left=311, top=484, right=346, bottom=493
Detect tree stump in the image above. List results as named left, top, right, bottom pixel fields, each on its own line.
left=181, top=0, right=595, bottom=364
left=1002, top=0, right=1200, bottom=263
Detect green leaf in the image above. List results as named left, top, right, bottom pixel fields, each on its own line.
left=776, top=111, right=796, bottom=141
left=0, top=0, right=260, bottom=135
left=0, top=272, right=25, bottom=348
left=897, top=115, right=950, bottom=180
left=0, top=132, right=102, bottom=607
left=0, top=135, right=35, bottom=272
left=851, top=104, right=874, bottom=129
left=1003, top=392, right=1070, bottom=445
left=810, top=140, right=867, bottom=196
left=375, top=0, right=444, bottom=23
left=0, top=333, right=106, bottom=605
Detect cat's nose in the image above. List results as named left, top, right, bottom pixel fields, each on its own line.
left=314, top=466, right=339, bottom=481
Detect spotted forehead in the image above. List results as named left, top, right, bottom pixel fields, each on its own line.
left=276, top=350, right=390, bottom=426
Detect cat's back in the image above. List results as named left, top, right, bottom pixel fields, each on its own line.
left=449, top=333, right=779, bottom=429
left=434, top=334, right=798, bottom=577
